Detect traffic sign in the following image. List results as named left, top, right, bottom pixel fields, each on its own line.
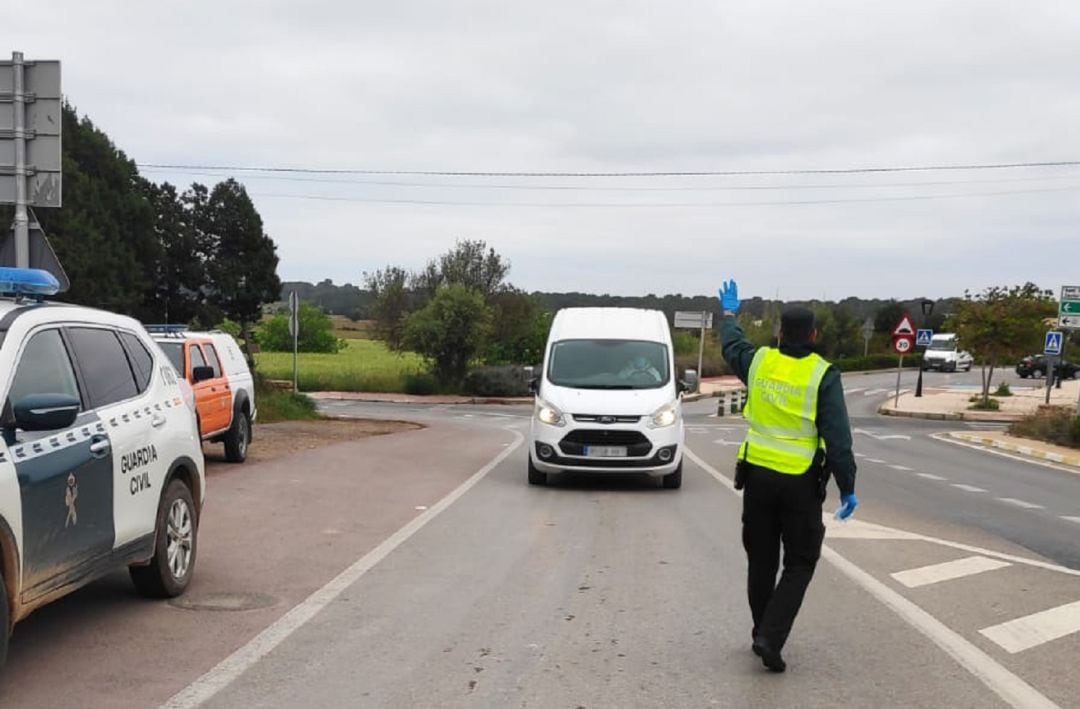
left=1044, top=331, right=1063, bottom=356
left=1060, top=314, right=1079, bottom=330
left=674, top=311, right=713, bottom=329
left=892, top=313, right=915, bottom=337
left=1059, top=286, right=1080, bottom=330
left=916, top=329, right=933, bottom=347
left=893, top=335, right=914, bottom=355
left=0, top=57, right=62, bottom=208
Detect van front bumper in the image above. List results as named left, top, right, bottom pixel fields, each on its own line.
left=530, top=419, right=683, bottom=477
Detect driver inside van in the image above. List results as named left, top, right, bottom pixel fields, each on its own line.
left=618, top=355, right=661, bottom=382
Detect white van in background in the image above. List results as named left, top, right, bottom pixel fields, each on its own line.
left=921, top=333, right=974, bottom=372
left=528, top=308, right=690, bottom=489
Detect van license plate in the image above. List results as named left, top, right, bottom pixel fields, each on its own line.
left=585, top=446, right=627, bottom=457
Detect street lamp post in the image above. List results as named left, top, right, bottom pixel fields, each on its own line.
left=914, top=299, right=935, bottom=398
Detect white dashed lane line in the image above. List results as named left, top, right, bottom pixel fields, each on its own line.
left=866, top=458, right=886, bottom=464
left=1063, top=516, right=1080, bottom=524
left=889, top=464, right=913, bottom=471
left=892, top=556, right=1012, bottom=589
left=996, top=498, right=1045, bottom=510
left=951, top=484, right=987, bottom=493
left=917, top=473, right=948, bottom=481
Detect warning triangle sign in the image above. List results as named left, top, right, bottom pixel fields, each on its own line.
left=892, top=313, right=916, bottom=336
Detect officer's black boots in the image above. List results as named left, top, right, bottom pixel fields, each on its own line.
left=752, top=637, right=787, bottom=673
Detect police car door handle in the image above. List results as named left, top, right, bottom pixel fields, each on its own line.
left=151, top=414, right=167, bottom=429
left=89, top=437, right=111, bottom=458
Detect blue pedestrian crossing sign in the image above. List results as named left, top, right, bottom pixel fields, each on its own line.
left=1044, top=331, right=1063, bottom=356
left=916, top=329, right=933, bottom=347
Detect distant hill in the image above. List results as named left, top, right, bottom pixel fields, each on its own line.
left=279, top=280, right=957, bottom=331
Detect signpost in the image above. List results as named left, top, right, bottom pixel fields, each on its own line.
left=861, top=318, right=873, bottom=357
left=891, top=313, right=915, bottom=407
left=1044, top=330, right=1063, bottom=405
left=289, top=291, right=300, bottom=392
left=1, top=53, right=62, bottom=271
left=674, top=311, right=714, bottom=392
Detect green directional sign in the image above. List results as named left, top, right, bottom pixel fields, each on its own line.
left=1062, top=301, right=1080, bottom=314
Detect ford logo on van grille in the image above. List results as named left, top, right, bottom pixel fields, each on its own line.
left=599, top=415, right=615, bottom=424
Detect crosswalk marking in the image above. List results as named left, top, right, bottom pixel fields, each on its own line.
left=917, top=473, right=947, bottom=481
left=952, top=484, right=987, bottom=493
left=980, top=599, right=1080, bottom=654
left=997, top=497, right=1044, bottom=510
left=891, top=556, right=1012, bottom=589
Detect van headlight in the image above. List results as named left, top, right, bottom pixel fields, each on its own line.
left=648, top=401, right=679, bottom=428
left=536, top=397, right=566, bottom=427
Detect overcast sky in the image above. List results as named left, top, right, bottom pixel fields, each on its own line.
left=8, top=1, right=1080, bottom=301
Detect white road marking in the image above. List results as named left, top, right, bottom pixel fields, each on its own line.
left=684, top=447, right=1061, bottom=709
left=162, top=428, right=526, bottom=709
left=889, top=464, right=914, bottom=471
left=917, top=473, right=947, bottom=481
left=854, top=452, right=866, bottom=458
left=891, top=556, right=1012, bottom=588
left=933, top=433, right=1080, bottom=477
left=996, top=497, right=1045, bottom=510
left=853, top=427, right=912, bottom=442
left=980, top=600, right=1080, bottom=654
left=863, top=388, right=888, bottom=396
left=866, top=458, right=886, bottom=464
left=713, top=438, right=740, bottom=447
left=1062, top=516, right=1080, bottom=524
left=952, top=484, right=987, bottom=493
left=845, top=387, right=866, bottom=395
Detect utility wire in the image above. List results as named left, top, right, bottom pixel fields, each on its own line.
left=249, top=183, right=1080, bottom=208
left=137, top=168, right=1080, bottom=192
left=138, top=159, right=1080, bottom=179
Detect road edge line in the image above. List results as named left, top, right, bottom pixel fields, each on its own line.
left=933, top=433, right=1080, bottom=477
left=684, top=447, right=1061, bottom=709
left=161, top=427, right=526, bottom=709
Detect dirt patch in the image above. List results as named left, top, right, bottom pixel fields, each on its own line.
left=203, top=418, right=422, bottom=471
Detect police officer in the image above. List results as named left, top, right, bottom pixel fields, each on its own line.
left=718, top=279, right=858, bottom=673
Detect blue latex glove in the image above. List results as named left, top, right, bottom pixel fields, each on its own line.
left=834, top=493, right=858, bottom=521
left=719, top=279, right=741, bottom=314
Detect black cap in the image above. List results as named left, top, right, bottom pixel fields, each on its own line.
left=780, top=306, right=815, bottom=344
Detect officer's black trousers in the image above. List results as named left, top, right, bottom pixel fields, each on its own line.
left=741, top=463, right=825, bottom=651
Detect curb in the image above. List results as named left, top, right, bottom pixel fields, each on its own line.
left=947, top=432, right=1080, bottom=470
left=877, top=406, right=1024, bottom=423
left=309, top=392, right=532, bottom=406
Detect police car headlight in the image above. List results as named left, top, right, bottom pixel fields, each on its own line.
left=648, top=401, right=679, bottom=428
left=536, top=397, right=565, bottom=427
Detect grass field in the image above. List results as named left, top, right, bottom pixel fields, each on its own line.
left=255, top=338, right=427, bottom=392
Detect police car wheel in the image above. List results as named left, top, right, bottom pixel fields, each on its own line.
left=662, top=462, right=683, bottom=489
left=0, top=570, right=8, bottom=667
left=224, top=409, right=250, bottom=463
left=130, top=479, right=198, bottom=598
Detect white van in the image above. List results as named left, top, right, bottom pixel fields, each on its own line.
left=921, top=332, right=974, bottom=372
left=528, top=308, right=689, bottom=489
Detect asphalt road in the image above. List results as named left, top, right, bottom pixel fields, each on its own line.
left=3, top=366, right=1078, bottom=708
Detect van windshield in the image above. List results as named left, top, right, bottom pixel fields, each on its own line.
left=929, top=338, right=956, bottom=351
left=548, top=339, right=670, bottom=390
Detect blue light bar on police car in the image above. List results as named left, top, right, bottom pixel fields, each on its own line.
left=0, top=267, right=61, bottom=297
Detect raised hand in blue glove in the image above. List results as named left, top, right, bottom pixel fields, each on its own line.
left=718, top=279, right=741, bottom=314
left=834, top=493, right=858, bottom=521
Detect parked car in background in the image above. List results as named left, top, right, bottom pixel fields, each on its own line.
left=149, top=328, right=256, bottom=462
left=921, top=333, right=974, bottom=372
left=1015, top=354, right=1079, bottom=380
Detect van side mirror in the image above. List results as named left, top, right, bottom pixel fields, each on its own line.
left=11, top=393, right=81, bottom=431
left=191, top=366, right=215, bottom=383
left=679, top=369, right=699, bottom=394
left=528, top=377, right=539, bottom=395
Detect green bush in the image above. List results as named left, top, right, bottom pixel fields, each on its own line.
left=463, top=365, right=531, bottom=397
left=968, top=397, right=1000, bottom=411
left=257, top=302, right=343, bottom=353
left=1009, top=406, right=1080, bottom=448
left=834, top=354, right=923, bottom=372
left=993, top=382, right=1013, bottom=397
left=403, top=373, right=437, bottom=396
left=255, top=383, right=320, bottom=422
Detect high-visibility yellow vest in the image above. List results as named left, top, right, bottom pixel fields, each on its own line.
left=739, top=347, right=830, bottom=475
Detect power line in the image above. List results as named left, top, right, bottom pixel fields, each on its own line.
left=250, top=183, right=1080, bottom=208
left=138, top=159, right=1080, bottom=179
left=137, top=168, right=1080, bottom=192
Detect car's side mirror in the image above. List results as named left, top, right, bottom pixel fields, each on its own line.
left=528, top=377, right=539, bottom=395
left=11, top=393, right=81, bottom=432
left=191, top=366, right=215, bottom=383
left=679, top=369, right=699, bottom=394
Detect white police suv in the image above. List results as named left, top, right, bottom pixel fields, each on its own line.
left=0, top=268, right=205, bottom=665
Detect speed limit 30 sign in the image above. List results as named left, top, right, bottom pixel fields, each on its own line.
left=893, top=335, right=914, bottom=355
